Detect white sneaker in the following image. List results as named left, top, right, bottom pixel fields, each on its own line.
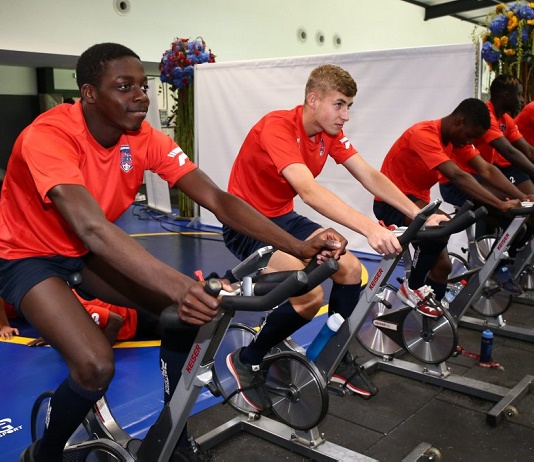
left=397, top=280, right=444, bottom=318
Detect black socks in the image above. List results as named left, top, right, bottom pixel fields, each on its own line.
left=240, top=301, right=310, bottom=365
left=409, top=240, right=447, bottom=289
left=328, top=282, right=362, bottom=319
left=36, top=375, right=105, bottom=460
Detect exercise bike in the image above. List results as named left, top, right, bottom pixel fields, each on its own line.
left=447, top=203, right=534, bottom=343
left=357, top=201, right=534, bottom=426
left=188, top=200, right=482, bottom=461
left=30, top=247, right=339, bottom=462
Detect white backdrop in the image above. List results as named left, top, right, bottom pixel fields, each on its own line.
left=195, top=44, right=476, bottom=254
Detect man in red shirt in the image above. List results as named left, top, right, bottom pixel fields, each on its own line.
left=474, top=74, right=534, bottom=195
left=375, top=98, right=522, bottom=305
left=515, top=100, right=534, bottom=146
left=223, top=64, right=446, bottom=409
left=3, top=43, right=348, bottom=462
left=440, top=76, right=534, bottom=291
left=441, top=75, right=534, bottom=206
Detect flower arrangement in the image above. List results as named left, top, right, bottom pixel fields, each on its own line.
left=480, top=2, right=534, bottom=77
left=159, top=37, right=216, bottom=90
left=159, top=37, right=216, bottom=217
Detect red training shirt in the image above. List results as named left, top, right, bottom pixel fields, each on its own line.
left=0, top=101, right=197, bottom=259
left=377, top=120, right=478, bottom=201
left=227, top=106, right=357, bottom=217
left=515, top=101, right=534, bottom=147
left=473, top=101, right=522, bottom=168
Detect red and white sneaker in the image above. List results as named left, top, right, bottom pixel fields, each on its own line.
left=397, top=280, right=444, bottom=318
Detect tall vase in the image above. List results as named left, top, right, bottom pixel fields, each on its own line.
left=173, top=83, right=196, bottom=218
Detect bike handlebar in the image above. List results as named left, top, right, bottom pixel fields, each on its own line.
left=219, top=257, right=339, bottom=312
left=507, top=203, right=534, bottom=216
left=160, top=257, right=339, bottom=328
left=397, top=201, right=487, bottom=246
left=251, top=258, right=339, bottom=296
left=413, top=207, right=487, bottom=241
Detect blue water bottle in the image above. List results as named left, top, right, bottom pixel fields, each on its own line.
left=480, top=329, right=493, bottom=364
left=306, top=313, right=344, bottom=362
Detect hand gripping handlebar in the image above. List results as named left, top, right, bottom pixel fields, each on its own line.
left=160, top=257, right=339, bottom=329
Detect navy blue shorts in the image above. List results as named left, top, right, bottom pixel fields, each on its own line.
left=0, top=255, right=86, bottom=315
left=439, top=175, right=483, bottom=208
left=373, top=195, right=419, bottom=227
left=223, top=211, right=322, bottom=261
left=497, top=164, right=531, bottom=186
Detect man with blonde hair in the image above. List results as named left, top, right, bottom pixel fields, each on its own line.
left=223, top=64, right=446, bottom=409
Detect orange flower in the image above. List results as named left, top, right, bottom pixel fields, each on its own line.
left=507, top=15, right=519, bottom=31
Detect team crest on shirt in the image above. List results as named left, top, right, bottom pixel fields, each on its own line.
left=319, top=138, right=325, bottom=156
left=120, top=145, right=133, bottom=172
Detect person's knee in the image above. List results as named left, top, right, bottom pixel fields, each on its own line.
left=291, top=285, right=324, bottom=320
left=74, top=350, right=115, bottom=391
left=332, top=252, right=362, bottom=284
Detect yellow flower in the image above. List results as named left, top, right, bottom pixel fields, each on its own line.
left=528, top=19, right=534, bottom=26
left=501, top=36, right=509, bottom=47
left=504, top=48, right=517, bottom=56
left=508, top=15, right=518, bottom=31
left=496, top=4, right=507, bottom=13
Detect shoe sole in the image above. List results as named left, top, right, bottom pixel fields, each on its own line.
left=415, top=307, right=441, bottom=318
left=226, top=353, right=264, bottom=412
left=330, top=375, right=372, bottom=397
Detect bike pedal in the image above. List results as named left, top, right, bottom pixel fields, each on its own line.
left=327, top=384, right=348, bottom=397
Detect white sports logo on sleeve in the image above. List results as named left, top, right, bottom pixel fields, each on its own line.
left=339, top=137, right=351, bottom=150
left=167, top=147, right=189, bottom=166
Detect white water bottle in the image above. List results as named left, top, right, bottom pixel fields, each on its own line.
left=444, top=279, right=467, bottom=304
left=306, top=313, right=344, bottom=362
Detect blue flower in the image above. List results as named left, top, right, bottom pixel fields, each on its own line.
left=188, top=40, right=204, bottom=53
left=509, top=28, right=529, bottom=47
left=197, top=51, right=210, bottom=63
left=188, top=54, right=199, bottom=65
left=481, top=41, right=501, bottom=63
left=518, top=5, right=534, bottom=19
left=183, top=65, right=195, bottom=79
left=489, top=15, right=509, bottom=35
left=172, top=67, right=185, bottom=89
left=160, top=72, right=170, bottom=84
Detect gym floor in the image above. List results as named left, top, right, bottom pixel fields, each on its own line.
left=1, top=204, right=533, bottom=461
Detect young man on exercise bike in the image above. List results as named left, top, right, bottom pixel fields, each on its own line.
left=375, top=98, right=524, bottom=312
left=1, top=43, right=348, bottom=462
left=440, top=76, right=534, bottom=291
left=222, top=64, right=446, bottom=410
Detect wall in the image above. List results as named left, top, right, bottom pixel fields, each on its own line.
left=1, top=0, right=478, bottom=73
left=0, top=65, right=37, bottom=95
